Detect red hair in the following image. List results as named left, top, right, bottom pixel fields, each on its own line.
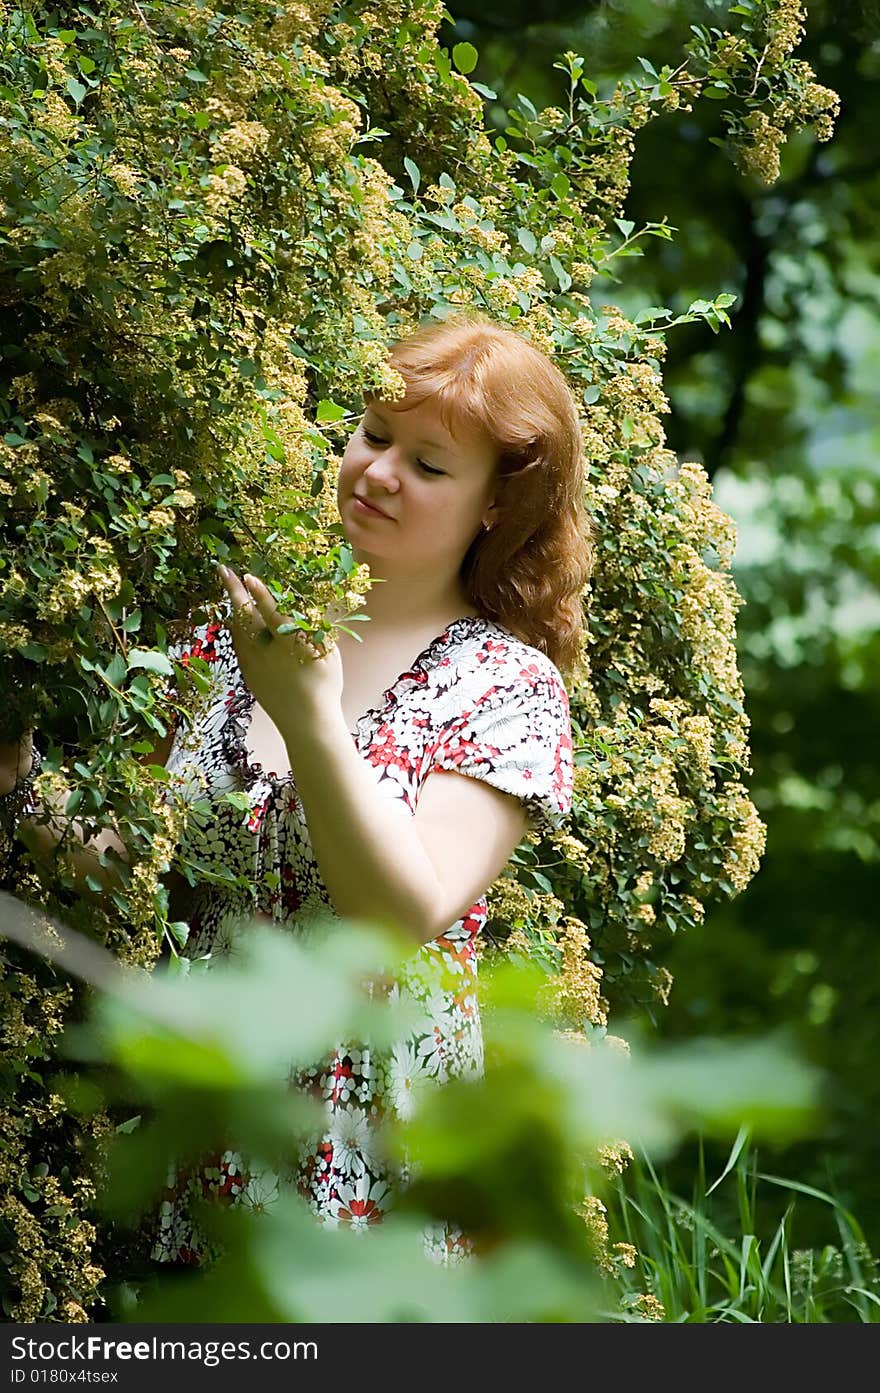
left=380, top=312, right=593, bottom=677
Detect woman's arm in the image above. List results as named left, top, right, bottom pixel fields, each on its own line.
left=279, top=704, right=527, bottom=944
left=220, top=568, right=530, bottom=944
left=1, top=728, right=176, bottom=897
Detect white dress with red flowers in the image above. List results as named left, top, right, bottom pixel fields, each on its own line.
left=150, top=614, right=573, bottom=1264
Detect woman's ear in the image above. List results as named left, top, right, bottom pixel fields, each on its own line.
left=481, top=486, right=504, bottom=530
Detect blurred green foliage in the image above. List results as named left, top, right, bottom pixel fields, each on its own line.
left=29, top=899, right=817, bottom=1323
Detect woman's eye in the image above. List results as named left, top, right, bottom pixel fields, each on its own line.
left=417, top=460, right=445, bottom=476
left=362, top=429, right=386, bottom=446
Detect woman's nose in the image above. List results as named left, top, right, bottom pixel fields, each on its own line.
left=363, top=451, right=401, bottom=489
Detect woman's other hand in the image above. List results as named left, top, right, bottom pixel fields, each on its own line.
left=0, top=731, right=34, bottom=797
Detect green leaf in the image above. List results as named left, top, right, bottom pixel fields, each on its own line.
left=222, top=791, right=252, bottom=811
left=167, top=920, right=191, bottom=949
left=104, top=654, right=127, bottom=687
left=403, top=156, right=420, bottom=194
left=127, top=650, right=174, bottom=677
left=452, top=42, right=478, bottom=75
left=517, top=227, right=537, bottom=254
left=66, top=77, right=86, bottom=105
left=707, top=1124, right=752, bottom=1195
left=423, top=211, right=460, bottom=233
left=549, top=255, right=571, bottom=292
left=406, top=240, right=423, bottom=261
left=316, top=399, right=346, bottom=423
left=551, top=172, right=570, bottom=199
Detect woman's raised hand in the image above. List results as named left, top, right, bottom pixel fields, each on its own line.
left=217, top=567, right=345, bottom=741
left=0, top=731, right=34, bottom=797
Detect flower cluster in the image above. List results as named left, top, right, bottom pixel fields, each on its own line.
left=538, top=918, right=608, bottom=1030
left=720, top=2, right=840, bottom=183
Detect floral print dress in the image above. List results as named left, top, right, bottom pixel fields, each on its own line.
left=150, top=613, right=573, bottom=1264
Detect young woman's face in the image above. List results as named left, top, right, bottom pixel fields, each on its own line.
left=337, top=395, right=499, bottom=575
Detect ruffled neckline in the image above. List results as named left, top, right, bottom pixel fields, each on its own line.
left=351, top=613, right=507, bottom=743
left=229, top=612, right=516, bottom=786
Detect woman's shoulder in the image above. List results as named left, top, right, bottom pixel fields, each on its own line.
left=443, top=615, right=567, bottom=690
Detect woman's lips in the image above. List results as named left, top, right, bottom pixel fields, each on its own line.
left=352, top=495, right=393, bottom=519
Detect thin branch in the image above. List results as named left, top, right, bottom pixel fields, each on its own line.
left=95, top=595, right=129, bottom=661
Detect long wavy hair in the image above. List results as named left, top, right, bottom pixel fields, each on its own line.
left=380, top=312, right=594, bottom=678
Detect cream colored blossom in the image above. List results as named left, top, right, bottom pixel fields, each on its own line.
left=598, top=1139, right=634, bottom=1176
left=212, top=121, right=271, bottom=166
left=203, top=165, right=248, bottom=217
left=539, top=918, right=607, bottom=1028
left=633, top=1293, right=665, bottom=1321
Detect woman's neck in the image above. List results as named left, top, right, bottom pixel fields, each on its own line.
left=356, top=570, right=477, bottom=633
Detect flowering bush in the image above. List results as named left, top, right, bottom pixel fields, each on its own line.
left=0, top=0, right=834, bottom=1322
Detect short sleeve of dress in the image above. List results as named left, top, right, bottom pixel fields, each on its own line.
left=427, top=648, right=573, bottom=838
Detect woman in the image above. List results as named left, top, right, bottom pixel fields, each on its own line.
left=1, top=311, right=593, bottom=1262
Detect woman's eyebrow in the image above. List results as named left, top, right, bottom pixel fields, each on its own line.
left=366, top=405, right=460, bottom=460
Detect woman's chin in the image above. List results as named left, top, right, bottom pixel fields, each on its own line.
left=343, top=535, right=380, bottom=564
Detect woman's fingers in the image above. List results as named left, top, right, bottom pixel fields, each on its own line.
left=218, top=564, right=251, bottom=610
left=243, top=574, right=280, bottom=630
left=219, top=565, right=267, bottom=640
left=220, top=568, right=325, bottom=661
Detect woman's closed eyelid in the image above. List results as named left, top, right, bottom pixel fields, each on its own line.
left=363, top=428, right=444, bottom=475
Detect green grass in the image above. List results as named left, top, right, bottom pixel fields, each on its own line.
left=601, top=1130, right=880, bottom=1322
